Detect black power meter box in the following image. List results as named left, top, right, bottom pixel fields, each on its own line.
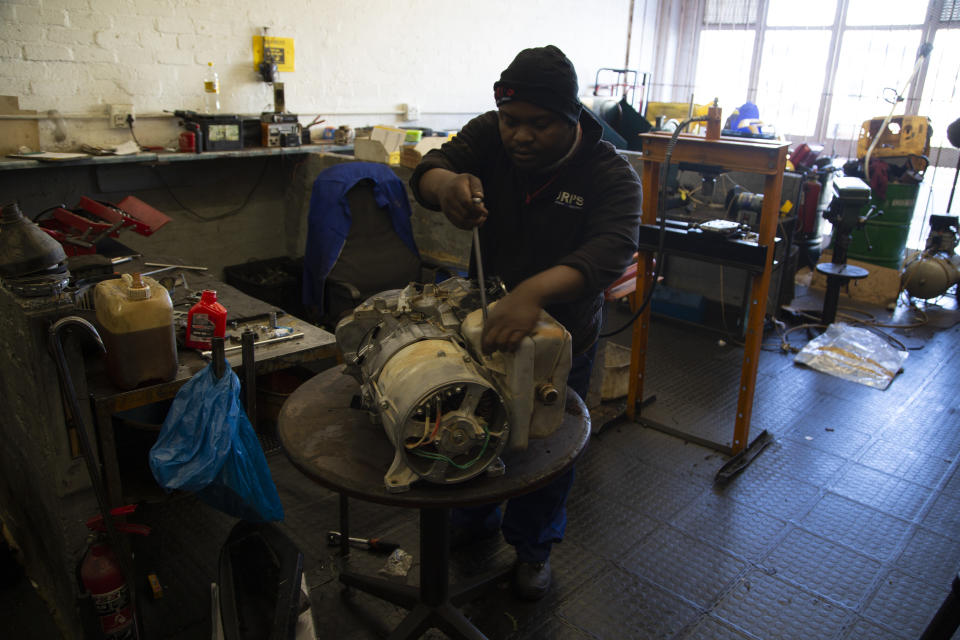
left=174, top=111, right=243, bottom=152
left=260, top=112, right=301, bottom=148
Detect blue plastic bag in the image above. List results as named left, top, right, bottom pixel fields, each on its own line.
left=148, top=360, right=284, bottom=522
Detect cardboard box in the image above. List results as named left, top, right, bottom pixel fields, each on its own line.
left=0, top=96, right=39, bottom=155
left=353, top=125, right=406, bottom=165
left=399, top=135, right=450, bottom=169
left=596, top=341, right=632, bottom=401
left=807, top=250, right=902, bottom=307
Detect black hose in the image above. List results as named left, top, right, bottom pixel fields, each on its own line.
left=601, top=117, right=709, bottom=338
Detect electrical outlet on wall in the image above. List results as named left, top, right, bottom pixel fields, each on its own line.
left=109, top=104, right=134, bottom=128
left=402, top=103, right=420, bottom=122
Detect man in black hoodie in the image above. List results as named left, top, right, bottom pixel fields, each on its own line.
left=410, top=44, right=641, bottom=600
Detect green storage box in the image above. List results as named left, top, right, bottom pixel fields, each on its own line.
left=833, top=182, right=919, bottom=269
left=875, top=183, right=919, bottom=225
left=846, top=219, right=911, bottom=269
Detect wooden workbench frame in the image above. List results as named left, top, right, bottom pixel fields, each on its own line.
left=626, top=133, right=789, bottom=455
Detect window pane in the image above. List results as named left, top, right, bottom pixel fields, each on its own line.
left=942, top=0, right=960, bottom=22
left=846, top=0, right=927, bottom=26
left=919, top=28, right=960, bottom=149
left=766, top=0, right=836, bottom=27
left=694, top=31, right=755, bottom=114
left=827, top=30, right=924, bottom=142
left=704, top=0, right=759, bottom=25
left=756, top=30, right=833, bottom=136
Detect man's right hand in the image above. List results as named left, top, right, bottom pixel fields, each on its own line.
left=424, top=169, right=488, bottom=229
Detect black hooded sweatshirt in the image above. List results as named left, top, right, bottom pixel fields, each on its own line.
left=410, top=109, right=642, bottom=355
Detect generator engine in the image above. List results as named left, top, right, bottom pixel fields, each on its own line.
left=901, top=215, right=960, bottom=300
left=335, top=278, right=572, bottom=493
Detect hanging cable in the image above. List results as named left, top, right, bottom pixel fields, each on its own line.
left=150, top=158, right=270, bottom=222
left=863, top=42, right=933, bottom=183
left=601, top=116, right=710, bottom=338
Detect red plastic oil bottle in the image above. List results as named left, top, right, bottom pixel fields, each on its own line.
left=185, top=289, right=227, bottom=349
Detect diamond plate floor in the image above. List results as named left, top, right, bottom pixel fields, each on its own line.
left=6, top=295, right=960, bottom=640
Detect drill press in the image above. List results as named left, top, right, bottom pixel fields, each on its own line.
left=817, top=176, right=873, bottom=324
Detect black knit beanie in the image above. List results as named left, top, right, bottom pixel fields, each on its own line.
left=493, top=45, right=582, bottom=125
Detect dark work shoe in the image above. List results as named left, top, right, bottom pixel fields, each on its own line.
left=514, top=558, right=551, bottom=601
left=449, top=525, right=500, bottom=550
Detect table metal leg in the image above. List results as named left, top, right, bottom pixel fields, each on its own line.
left=387, top=604, right=433, bottom=640
left=385, top=601, right=489, bottom=640
left=92, top=399, right=122, bottom=508
left=338, top=506, right=497, bottom=640
left=339, top=493, right=350, bottom=557
left=419, top=508, right=449, bottom=606
left=432, top=602, right=489, bottom=640
left=339, top=571, right=419, bottom=608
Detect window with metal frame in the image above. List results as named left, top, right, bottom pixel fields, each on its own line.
left=693, top=0, right=956, bottom=153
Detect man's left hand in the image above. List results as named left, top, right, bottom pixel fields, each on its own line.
left=481, top=288, right=542, bottom=354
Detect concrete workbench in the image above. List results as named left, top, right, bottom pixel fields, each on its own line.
left=87, top=256, right=338, bottom=508
left=0, top=253, right=335, bottom=639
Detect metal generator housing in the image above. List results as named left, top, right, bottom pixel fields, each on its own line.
left=335, top=278, right=572, bottom=492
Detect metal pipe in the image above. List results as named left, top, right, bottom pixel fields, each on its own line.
left=473, top=227, right=488, bottom=324
left=200, top=331, right=304, bottom=357
left=470, top=196, right=488, bottom=324
left=48, top=317, right=137, bottom=615
left=143, top=262, right=208, bottom=271
left=241, top=329, right=256, bottom=431
left=211, top=337, right=226, bottom=379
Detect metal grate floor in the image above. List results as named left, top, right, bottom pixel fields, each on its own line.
left=9, top=295, right=960, bottom=640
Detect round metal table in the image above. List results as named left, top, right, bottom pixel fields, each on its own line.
left=278, top=365, right=590, bottom=640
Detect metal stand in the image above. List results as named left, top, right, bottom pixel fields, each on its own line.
left=627, top=133, right=788, bottom=456
left=816, top=262, right=869, bottom=324
left=817, top=176, right=873, bottom=325
left=278, top=368, right=589, bottom=640
left=340, top=508, right=510, bottom=640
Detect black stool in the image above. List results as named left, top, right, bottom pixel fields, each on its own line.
left=815, top=262, right=869, bottom=324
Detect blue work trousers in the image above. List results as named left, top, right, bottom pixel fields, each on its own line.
left=450, top=341, right=597, bottom=562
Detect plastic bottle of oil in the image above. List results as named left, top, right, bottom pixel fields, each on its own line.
left=94, top=273, right=178, bottom=390
left=203, top=61, right=220, bottom=113
left=185, top=289, right=227, bottom=350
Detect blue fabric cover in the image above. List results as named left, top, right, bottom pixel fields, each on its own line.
left=302, top=162, right=420, bottom=311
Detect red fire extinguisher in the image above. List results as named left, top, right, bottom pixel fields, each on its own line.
left=80, top=505, right=150, bottom=640
left=798, top=176, right=822, bottom=235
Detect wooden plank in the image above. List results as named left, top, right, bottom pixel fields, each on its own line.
left=0, top=96, right=40, bottom=155
left=732, top=170, right=785, bottom=454
left=640, top=133, right=788, bottom=175
left=626, top=159, right=660, bottom=420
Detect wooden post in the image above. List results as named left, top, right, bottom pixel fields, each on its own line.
left=627, top=158, right=661, bottom=421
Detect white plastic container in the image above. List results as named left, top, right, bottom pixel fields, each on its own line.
left=94, top=273, right=178, bottom=390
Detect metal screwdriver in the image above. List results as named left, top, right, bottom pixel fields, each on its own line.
left=471, top=197, right=488, bottom=323
left=326, top=531, right=399, bottom=552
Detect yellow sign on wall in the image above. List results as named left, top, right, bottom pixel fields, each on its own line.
left=252, top=36, right=294, bottom=72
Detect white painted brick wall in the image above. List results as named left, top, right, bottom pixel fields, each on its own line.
left=0, top=0, right=659, bottom=150
left=68, top=11, right=114, bottom=30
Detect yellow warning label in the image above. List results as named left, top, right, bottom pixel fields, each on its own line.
left=253, top=36, right=294, bottom=72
